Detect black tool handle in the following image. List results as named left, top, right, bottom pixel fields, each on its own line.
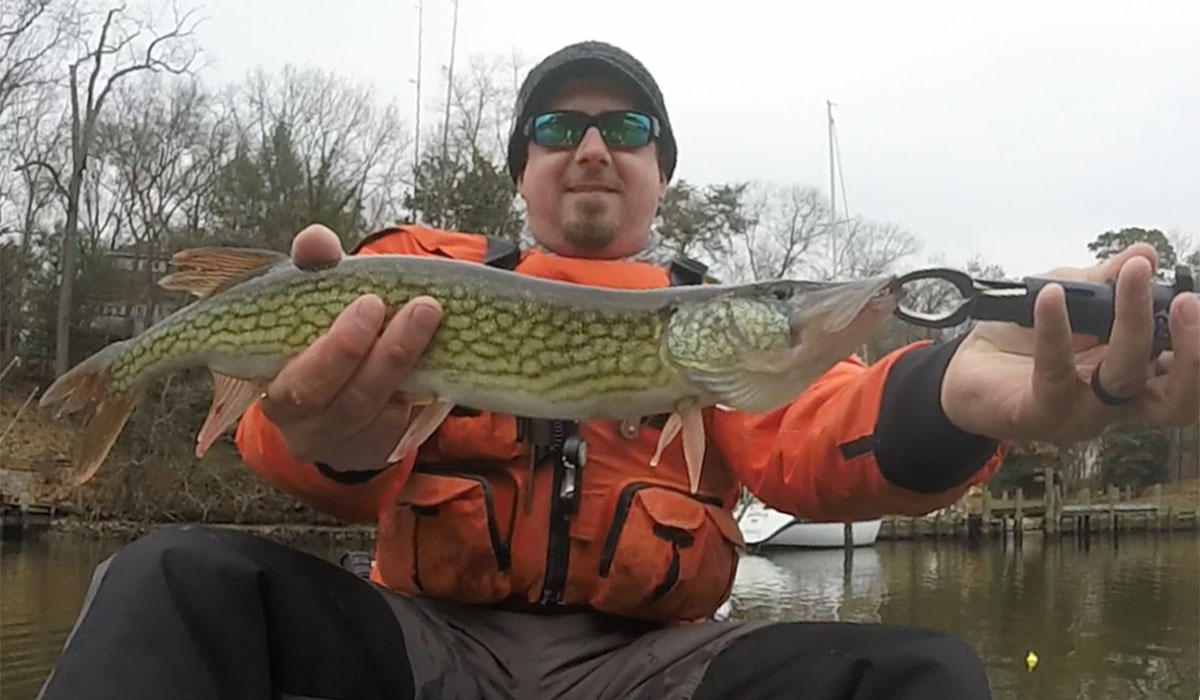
left=970, top=265, right=1194, bottom=355
left=1027, top=277, right=1120, bottom=340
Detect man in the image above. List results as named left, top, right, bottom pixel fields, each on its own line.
left=39, top=41, right=1198, bottom=700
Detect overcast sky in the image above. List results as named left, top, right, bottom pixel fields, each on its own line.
left=188, top=0, right=1198, bottom=279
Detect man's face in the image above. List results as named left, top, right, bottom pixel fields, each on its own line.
left=517, top=76, right=668, bottom=259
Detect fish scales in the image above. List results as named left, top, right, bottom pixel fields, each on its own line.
left=111, top=260, right=676, bottom=403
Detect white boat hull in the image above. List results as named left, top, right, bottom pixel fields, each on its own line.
left=737, top=500, right=881, bottom=548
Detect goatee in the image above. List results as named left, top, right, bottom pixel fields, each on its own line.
left=562, top=199, right=618, bottom=250
left=563, top=218, right=619, bottom=250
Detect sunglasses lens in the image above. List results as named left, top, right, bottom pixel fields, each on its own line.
left=531, top=112, right=585, bottom=147
left=600, top=112, right=654, bottom=147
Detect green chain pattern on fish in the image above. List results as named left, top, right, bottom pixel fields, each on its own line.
left=38, top=246, right=900, bottom=490
left=426, top=288, right=669, bottom=402
left=111, top=268, right=673, bottom=403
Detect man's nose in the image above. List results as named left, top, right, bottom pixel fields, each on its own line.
left=573, top=126, right=612, bottom=166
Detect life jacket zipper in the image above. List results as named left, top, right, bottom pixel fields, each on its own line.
left=539, top=420, right=572, bottom=605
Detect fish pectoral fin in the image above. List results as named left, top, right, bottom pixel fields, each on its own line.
left=650, top=412, right=682, bottom=467
left=386, top=398, right=456, bottom=464
left=398, top=392, right=438, bottom=407
left=680, top=404, right=707, bottom=494
left=649, top=399, right=708, bottom=494
left=196, top=372, right=267, bottom=458
left=681, top=365, right=782, bottom=415
left=159, top=247, right=290, bottom=298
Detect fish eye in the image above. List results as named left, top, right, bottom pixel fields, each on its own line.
left=769, top=284, right=792, bottom=301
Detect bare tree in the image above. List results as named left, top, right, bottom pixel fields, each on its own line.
left=443, top=53, right=522, bottom=162
left=97, top=74, right=217, bottom=330
left=23, top=1, right=200, bottom=375
left=750, top=184, right=829, bottom=281
left=715, top=183, right=829, bottom=283
left=0, top=0, right=71, bottom=232
left=1, top=0, right=69, bottom=361
left=0, top=0, right=71, bottom=126
left=223, top=64, right=412, bottom=245
left=822, top=216, right=921, bottom=281
left=406, top=53, right=526, bottom=239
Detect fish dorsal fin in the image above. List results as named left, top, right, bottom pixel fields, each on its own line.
left=159, top=247, right=290, bottom=298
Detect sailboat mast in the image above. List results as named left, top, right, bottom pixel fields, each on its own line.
left=827, top=99, right=837, bottom=272
left=414, top=0, right=423, bottom=170
left=412, top=0, right=424, bottom=223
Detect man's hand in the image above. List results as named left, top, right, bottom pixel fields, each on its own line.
left=259, top=224, right=443, bottom=471
left=942, top=242, right=1199, bottom=444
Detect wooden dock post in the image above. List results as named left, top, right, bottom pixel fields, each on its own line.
left=1001, top=491, right=1010, bottom=536
left=1014, top=487, right=1024, bottom=543
left=981, top=488, right=992, bottom=536
left=1043, top=467, right=1057, bottom=535
left=1153, top=483, right=1164, bottom=531
left=843, top=521, right=853, bottom=565
left=1080, top=488, right=1092, bottom=543
left=1108, top=484, right=1119, bottom=534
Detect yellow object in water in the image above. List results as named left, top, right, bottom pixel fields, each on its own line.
left=1025, top=650, right=1039, bottom=671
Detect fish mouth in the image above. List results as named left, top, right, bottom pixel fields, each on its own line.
left=732, top=274, right=902, bottom=383
left=800, top=275, right=901, bottom=337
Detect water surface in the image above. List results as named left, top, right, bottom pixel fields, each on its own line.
left=2, top=531, right=1196, bottom=699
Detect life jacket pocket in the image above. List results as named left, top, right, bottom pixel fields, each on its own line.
left=587, top=482, right=744, bottom=622
left=375, top=471, right=513, bottom=604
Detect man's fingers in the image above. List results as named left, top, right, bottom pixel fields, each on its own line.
left=322, top=296, right=443, bottom=432
left=344, top=400, right=421, bottom=470
left=291, top=224, right=345, bottom=270
left=1088, top=242, right=1158, bottom=284
left=1030, top=283, right=1079, bottom=414
left=263, top=295, right=384, bottom=423
left=1157, top=292, right=1200, bottom=425
left=1094, top=256, right=1154, bottom=401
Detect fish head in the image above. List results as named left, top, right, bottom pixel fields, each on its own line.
left=773, top=274, right=901, bottom=359
left=665, top=275, right=901, bottom=413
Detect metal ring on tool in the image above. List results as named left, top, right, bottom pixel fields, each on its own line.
left=891, top=268, right=979, bottom=329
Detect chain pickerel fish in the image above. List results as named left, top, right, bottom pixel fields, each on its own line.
left=39, top=247, right=903, bottom=493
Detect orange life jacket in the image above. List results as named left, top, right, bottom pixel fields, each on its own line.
left=234, top=224, right=1005, bottom=623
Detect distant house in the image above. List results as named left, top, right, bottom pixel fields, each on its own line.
left=88, top=246, right=185, bottom=339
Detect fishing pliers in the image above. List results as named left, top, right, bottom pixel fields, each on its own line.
left=892, top=264, right=1196, bottom=358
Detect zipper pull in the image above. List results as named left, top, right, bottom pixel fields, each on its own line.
left=559, top=434, right=587, bottom=513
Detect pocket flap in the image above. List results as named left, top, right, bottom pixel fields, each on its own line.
left=398, top=474, right=479, bottom=507
left=638, top=488, right=707, bottom=531
left=705, top=504, right=746, bottom=547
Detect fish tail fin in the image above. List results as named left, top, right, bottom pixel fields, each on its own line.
left=38, top=342, right=143, bottom=485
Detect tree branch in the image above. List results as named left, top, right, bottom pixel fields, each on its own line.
left=15, top=158, right=67, bottom=198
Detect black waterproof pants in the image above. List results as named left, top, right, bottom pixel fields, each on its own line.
left=37, top=525, right=992, bottom=700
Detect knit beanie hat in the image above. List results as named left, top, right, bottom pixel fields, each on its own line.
left=506, top=40, right=677, bottom=183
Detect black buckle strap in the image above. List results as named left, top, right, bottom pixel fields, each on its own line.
left=669, top=255, right=708, bottom=287
left=484, top=235, right=521, bottom=270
